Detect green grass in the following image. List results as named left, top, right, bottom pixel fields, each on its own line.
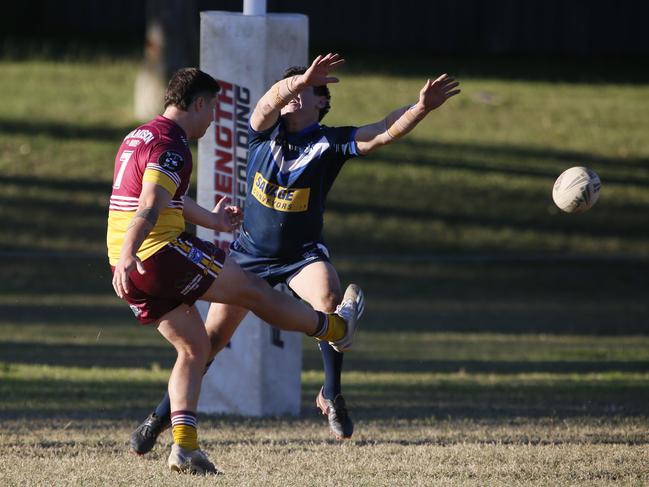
left=2, top=256, right=648, bottom=484
left=1, top=57, right=648, bottom=485
left=1, top=59, right=648, bottom=255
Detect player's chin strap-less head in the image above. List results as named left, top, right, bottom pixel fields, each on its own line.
left=281, top=66, right=331, bottom=122
left=164, top=68, right=221, bottom=111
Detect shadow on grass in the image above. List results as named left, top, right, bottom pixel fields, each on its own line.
left=0, top=118, right=132, bottom=142
left=0, top=255, right=113, bottom=295
left=1, top=259, right=647, bottom=334
left=0, top=304, right=128, bottom=325
left=392, top=138, right=649, bottom=176
left=303, top=356, right=649, bottom=375
left=2, top=371, right=647, bottom=421
left=327, top=198, right=649, bottom=242
left=5, top=338, right=649, bottom=373
left=0, top=195, right=109, bottom=247
left=337, top=260, right=649, bottom=335
left=1, top=174, right=111, bottom=192
left=0, top=376, right=168, bottom=420
left=0, top=341, right=174, bottom=369
left=341, top=380, right=649, bottom=419
left=3, top=133, right=649, bottom=256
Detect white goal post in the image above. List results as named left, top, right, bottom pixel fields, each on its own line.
left=196, top=5, right=309, bottom=416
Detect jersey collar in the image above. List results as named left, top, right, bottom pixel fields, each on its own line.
left=283, top=121, right=320, bottom=139
left=156, top=115, right=188, bottom=139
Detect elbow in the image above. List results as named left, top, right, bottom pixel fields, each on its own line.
left=358, top=135, right=390, bottom=155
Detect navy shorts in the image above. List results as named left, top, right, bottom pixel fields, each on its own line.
left=229, top=239, right=331, bottom=288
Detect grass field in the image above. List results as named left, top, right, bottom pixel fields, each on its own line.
left=1, top=55, right=648, bottom=485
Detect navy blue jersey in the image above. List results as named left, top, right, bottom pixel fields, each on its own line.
left=235, top=119, right=359, bottom=258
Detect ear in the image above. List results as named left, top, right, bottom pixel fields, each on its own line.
left=193, top=96, right=205, bottom=112
left=315, top=96, right=327, bottom=109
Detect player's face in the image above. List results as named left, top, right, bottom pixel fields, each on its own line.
left=192, top=94, right=217, bottom=139
left=281, top=87, right=323, bottom=123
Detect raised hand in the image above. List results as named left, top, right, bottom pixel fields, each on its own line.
left=300, top=53, right=346, bottom=87
left=418, top=74, right=461, bottom=112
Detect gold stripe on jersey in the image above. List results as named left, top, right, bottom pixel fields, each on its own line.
left=107, top=208, right=185, bottom=265
left=142, top=167, right=179, bottom=196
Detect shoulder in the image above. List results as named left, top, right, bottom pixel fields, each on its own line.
left=144, top=119, right=190, bottom=160
left=321, top=125, right=358, bottom=143
left=249, top=118, right=281, bottom=141
left=122, top=122, right=161, bottom=148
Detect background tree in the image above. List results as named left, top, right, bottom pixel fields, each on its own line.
left=134, top=0, right=199, bottom=120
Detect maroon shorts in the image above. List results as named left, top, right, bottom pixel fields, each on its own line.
left=112, top=232, right=226, bottom=325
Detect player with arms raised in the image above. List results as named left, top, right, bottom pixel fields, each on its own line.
left=130, top=54, right=459, bottom=451
left=109, top=67, right=363, bottom=474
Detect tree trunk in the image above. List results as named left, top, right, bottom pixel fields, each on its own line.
left=134, top=0, right=199, bottom=121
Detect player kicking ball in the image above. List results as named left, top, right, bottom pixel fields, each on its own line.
left=108, top=67, right=363, bottom=474
left=129, top=53, right=459, bottom=454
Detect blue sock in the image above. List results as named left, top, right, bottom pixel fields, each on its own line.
left=319, top=341, right=343, bottom=399
left=154, top=394, right=171, bottom=422
left=153, top=359, right=214, bottom=423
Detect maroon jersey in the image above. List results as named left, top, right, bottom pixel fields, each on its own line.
left=107, top=115, right=193, bottom=265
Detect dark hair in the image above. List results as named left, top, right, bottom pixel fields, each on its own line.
left=282, top=66, right=331, bottom=121
left=164, top=68, right=220, bottom=110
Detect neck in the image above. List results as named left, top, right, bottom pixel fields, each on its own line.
left=162, top=106, right=192, bottom=137
left=282, top=113, right=318, bottom=133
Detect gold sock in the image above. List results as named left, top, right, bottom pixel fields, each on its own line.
left=316, top=314, right=346, bottom=342
left=172, top=424, right=199, bottom=450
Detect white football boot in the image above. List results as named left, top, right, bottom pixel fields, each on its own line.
left=329, top=283, right=364, bottom=352
left=167, top=444, right=221, bottom=475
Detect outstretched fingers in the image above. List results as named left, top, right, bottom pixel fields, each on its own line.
left=312, top=52, right=346, bottom=72
left=429, top=74, right=461, bottom=98
left=303, top=53, right=346, bottom=86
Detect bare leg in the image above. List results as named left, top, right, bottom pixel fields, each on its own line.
left=290, top=260, right=346, bottom=398
left=131, top=302, right=249, bottom=457
left=200, top=256, right=320, bottom=335
left=204, top=302, right=249, bottom=357
left=156, top=304, right=210, bottom=413
left=288, top=260, right=342, bottom=312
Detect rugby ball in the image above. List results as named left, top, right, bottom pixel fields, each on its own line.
left=552, top=166, right=601, bottom=213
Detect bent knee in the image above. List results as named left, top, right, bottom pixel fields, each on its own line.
left=175, top=341, right=210, bottom=363
left=312, top=291, right=341, bottom=313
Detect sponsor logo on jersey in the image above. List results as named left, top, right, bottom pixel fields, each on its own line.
left=252, top=172, right=310, bottom=212
left=125, top=129, right=155, bottom=144
left=158, top=151, right=185, bottom=172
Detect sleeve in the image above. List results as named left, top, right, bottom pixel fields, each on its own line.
left=328, top=126, right=361, bottom=160
left=248, top=118, right=281, bottom=149
left=142, top=144, right=186, bottom=196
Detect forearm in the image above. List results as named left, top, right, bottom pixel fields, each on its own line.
left=255, top=75, right=306, bottom=118
left=183, top=197, right=218, bottom=230
left=119, top=208, right=158, bottom=260
left=356, top=103, right=428, bottom=154
left=383, top=103, right=427, bottom=141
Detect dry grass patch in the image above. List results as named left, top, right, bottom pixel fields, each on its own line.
left=2, top=418, right=647, bottom=486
